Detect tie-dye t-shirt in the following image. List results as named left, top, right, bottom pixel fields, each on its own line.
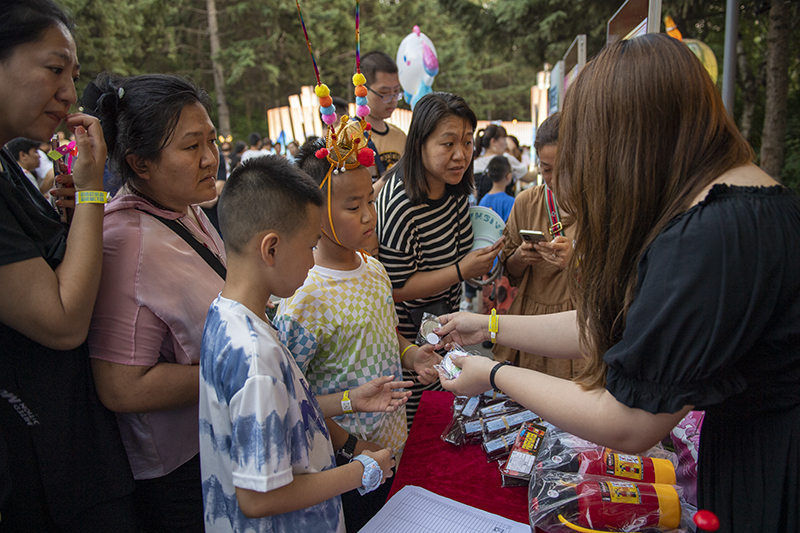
left=199, top=296, right=345, bottom=533
left=275, top=255, right=407, bottom=453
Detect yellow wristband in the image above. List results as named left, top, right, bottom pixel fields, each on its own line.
left=400, top=344, right=417, bottom=362
left=341, top=390, right=354, bottom=414
left=75, top=190, right=109, bottom=204
left=489, top=309, right=499, bottom=344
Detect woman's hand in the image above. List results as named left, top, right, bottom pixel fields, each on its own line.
left=437, top=354, right=496, bottom=397
left=49, top=170, right=76, bottom=212
left=359, top=448, right=395, bottom=485
left=64, top=113, right=106, bottom=191
left=350, top=376, right=413, bottom=413
left=434, top=311, right=490, bottom=347
left=513, top=241, right=545, bottom=266
left=459, top=236, right=505, bottom=280
left=410, top=343, right=443, bottom=385
left=534, top=236, right=573, bottom=269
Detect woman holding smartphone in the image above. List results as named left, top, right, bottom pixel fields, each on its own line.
left=0, top=1, right=136, bottom=529
left=494, top=112, right=580, bottom=378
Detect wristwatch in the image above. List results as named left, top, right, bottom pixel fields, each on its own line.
left=335, top=434, right=358, bottom=466
left=352, top=454, right=382, bottom=495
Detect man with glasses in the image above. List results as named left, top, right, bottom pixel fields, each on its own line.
left=361, top=51, right=407, bottom=196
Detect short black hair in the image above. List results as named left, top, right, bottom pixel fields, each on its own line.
left=83, top=73, right=210, bottom=190
left=0, top=0, right=73, bottom=62
left=390, top=92, right=477, bottom=205
left=247, top=132, right=261, bottom=147
left=487, top=155, right=511, bottom=183
left=295, top=137, right=328, bottom=187
left=218, top=155, right=323, bottom=254
left=534, top=112, right=560, bottom=153
left=361, top=51, right=398, bottom=85
left=6, top=138, right=41, bottom=161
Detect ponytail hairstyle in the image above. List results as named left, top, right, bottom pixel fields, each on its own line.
left=474, top=124, right=507, bottom=157
left=556, top=34, right=753, bottom=390
left=0, top=0, right=72, bottom=62
left=82, top=73, right=210, bottom=189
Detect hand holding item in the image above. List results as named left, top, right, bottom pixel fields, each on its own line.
left=534, top=235, right=572, bottom=269
left=459, top=236, right=505, bottom=280
left=410, top=343, right=443, bottom=385
left=514, top=241, right=545, bottom=265
left=64, top=113, right=106, bottom=192
left=437, top=352, right=496, bottom=397
left=350, top=375, right=413, bottom=413
left=434, top=311, right=490, bottom=347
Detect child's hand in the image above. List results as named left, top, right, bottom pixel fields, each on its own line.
left=411, top=344, right=443, bottom=385
left=361, top=448, right=395, bottom=484
left=351, top=376, right=413, bottom=413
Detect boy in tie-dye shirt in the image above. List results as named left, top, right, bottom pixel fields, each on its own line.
left=199, top=157, right=409, bottom=533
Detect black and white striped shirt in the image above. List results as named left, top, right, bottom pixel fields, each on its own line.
left=376, top=171, right=474, bottom=341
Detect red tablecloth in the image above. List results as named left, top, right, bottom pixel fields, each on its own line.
left=388, top=390, right=530, bottom=525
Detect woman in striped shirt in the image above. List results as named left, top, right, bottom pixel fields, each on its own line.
left=376, top=92, right=503, bottom=427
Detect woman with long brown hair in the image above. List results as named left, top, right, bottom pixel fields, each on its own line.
left=434, top=34, right=799, bottom=532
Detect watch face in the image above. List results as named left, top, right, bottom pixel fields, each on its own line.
left=363, top=462, right=383, bottom=490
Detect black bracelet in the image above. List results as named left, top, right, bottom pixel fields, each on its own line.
left=455, top=262, right=464, bottom=282
left=489, top=361, right=511, bottom=392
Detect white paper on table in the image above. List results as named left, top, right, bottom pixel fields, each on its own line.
left=358, top=485, right=530, bottom=533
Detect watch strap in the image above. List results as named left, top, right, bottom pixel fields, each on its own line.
left=352, top=454, right=382, bottom=495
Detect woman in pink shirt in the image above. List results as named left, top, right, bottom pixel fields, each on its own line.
left=86, top=73, right=224, bottom=532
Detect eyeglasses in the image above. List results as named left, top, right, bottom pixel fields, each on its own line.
left=366, top=86, right=404, bottom=104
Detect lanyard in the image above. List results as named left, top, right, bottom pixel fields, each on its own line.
left=544, top=185, right=563, bottom=237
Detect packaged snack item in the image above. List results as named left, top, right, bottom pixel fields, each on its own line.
left=499, top=422, right=548, bottom=486
left=579, top=448, right=677, bottom=485
left=528, top=472, right=696, bottom=532
left=533, top=425, right=677, bottom=484
left=482, top=410, right=539, bottom=440
left=417, top=312, right=443, bottom=345
left=482, top=428, right=519, bottom=462
left=440, top=394, right=482, bottom=446
left=434, top=344, right=471, bottom=380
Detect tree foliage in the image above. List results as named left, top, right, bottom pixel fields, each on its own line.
left=58, top=0, right=798, bottom=186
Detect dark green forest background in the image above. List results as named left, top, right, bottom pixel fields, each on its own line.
left=60, top=0, right=799, bottom=188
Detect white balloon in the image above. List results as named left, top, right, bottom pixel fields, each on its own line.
left=396, top=25, right=439, bottom=110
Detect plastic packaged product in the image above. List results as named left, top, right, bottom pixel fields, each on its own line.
left=528, top=472, right=696, bottom=532
left=416, top=312, right=443, bottom=346
left=499, top=422, right=548, bottom=486
left=482, top=410, right=540, bottom=441
left=440, top=394, right=482, bottom=446
left=479, top=399, right=522, bottom=418
left=579, top=448, right=677, bottom=485
left=434, top=344, right=471, bottom=380
left=532, top=425, right=677, bottom=484
left=482, top=428, right=520, bottom=462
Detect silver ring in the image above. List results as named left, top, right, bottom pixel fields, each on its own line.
left=552, top=253, right=557, bottom=259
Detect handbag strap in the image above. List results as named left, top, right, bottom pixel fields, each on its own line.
left=367, top=137, right=387, bottom=178
left=140, top=210, right=226, bottom=280
left=544, top=185, right=563, bottom=237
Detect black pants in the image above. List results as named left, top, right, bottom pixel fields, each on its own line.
left=133, top=454, right=204, bottom=533
left=340, top=469, right=394, bottom=532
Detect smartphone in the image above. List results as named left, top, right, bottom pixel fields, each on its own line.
left=519, top=229, right=546, bottom=244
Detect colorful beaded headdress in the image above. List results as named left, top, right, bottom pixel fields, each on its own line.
left=295, top=0, right=375, bottom=247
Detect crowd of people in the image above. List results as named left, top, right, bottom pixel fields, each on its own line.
left=1, top=1, right=798, bottom=533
